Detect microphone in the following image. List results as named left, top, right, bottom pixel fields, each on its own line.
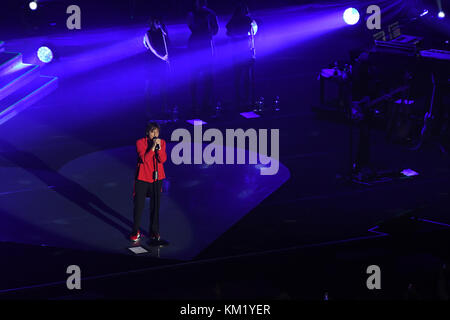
left=152, top=136, right=160, bottom=151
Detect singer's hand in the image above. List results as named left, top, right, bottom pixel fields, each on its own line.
left=152, top=138, right=161, bottom=151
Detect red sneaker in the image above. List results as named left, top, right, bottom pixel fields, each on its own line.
left=130, top=230, right=141, bottom=242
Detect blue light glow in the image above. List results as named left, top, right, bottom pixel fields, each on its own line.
left=186, top=119, right=207, bottom=125
left=29, top=1, right=37, bottom=11
left=248, top=20, right=258, bottom=36
left=343, top=8, right=360, bottom=25
left=438, top=11, right=445, bottom=19
left=37, top=46, right=54, bottom=63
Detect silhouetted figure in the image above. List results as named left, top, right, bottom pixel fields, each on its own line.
left=351, top=51, right=373, bottom=177
left=144, top=18, right=170, bottom=118
left=226, top=2, right=256, bottom=112
left=403, top=283, right=421, bottom=300
left=437, top=264, right=449, bottom=300
left=187, top=0, right=219, bottom=115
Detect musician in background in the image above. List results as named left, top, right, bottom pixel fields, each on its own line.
left=351, top=50, right=374, bottom=178
left=425, top=72, right=449, bottom=152
left=144, top=17, right=170, bottom=119
left=187, top=0, right=219, bottom=115
left=226, top=2, right=256, bottom=112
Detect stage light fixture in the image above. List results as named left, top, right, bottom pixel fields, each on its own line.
left=29, top=1, right=38, bottom=11
left=37, top=46, right=54, bottom=63
left=343, top=8, right=360, bottom=25
left=438, top=11, right=445, bottom=18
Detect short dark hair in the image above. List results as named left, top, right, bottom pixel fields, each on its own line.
left=146, top=122, right=160, bottom=136
left=149, top=16, right=162, bottom=28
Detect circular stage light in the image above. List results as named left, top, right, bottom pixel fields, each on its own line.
left=343, top=8, right=360, bottom=25
left=29, top=1, right=38, bottom=11
left=438, top=11, right=445, bottom=19
left=37, top=46, right=54, bottom=63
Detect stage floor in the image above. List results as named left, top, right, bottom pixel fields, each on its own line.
left=0, top=140, right=289, bottom=260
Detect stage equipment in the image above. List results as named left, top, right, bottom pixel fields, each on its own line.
left=420, top=49, right=450, bottom=60
left=374, top=36, right=423, bottom=54
left=412, top=49, right=450, bottom=152
left=272, top=96, right=280, bottom=112
left=349, top=86, right=411, bottom=184
left=249, top=19, right=256, bottom=59
left=317, top=62, right=352, bottom=113
left=37, top=46, right=53, bottom=63
left=29, top=1, right=37, bottom=11
left=254, top=97, right=265, bottom=113
left=369, top=44, right=449, bottom=152
left=343, top=8, right=360, bottom=25
left=351, top=86, right=410, bottom=121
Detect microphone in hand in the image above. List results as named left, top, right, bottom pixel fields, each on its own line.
left=153, top=137, right=161, bottom=151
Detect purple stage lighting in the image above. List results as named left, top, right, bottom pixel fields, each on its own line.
left=186, top=119, right=207, bottom=125
left=37, top=46, right=54, bottom=63
left=240, top=111, right=260, bottom=119
left=29, top=1, right=37, bottom=11
left=343, top=8, right=360, bottom=25
left=438, top=11, right=445, bottom=19
left=401, top=169, right=419, bottom=177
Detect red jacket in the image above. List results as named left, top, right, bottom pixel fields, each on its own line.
left=135, top=137, right=167, bottom=183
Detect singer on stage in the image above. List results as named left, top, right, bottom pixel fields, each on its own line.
left=130, top=122, right=168, bottom=246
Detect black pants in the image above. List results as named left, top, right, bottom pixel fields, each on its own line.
left=188, top=43, right=214, bottom=114
left=132, top=179, right=163, bottom=235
